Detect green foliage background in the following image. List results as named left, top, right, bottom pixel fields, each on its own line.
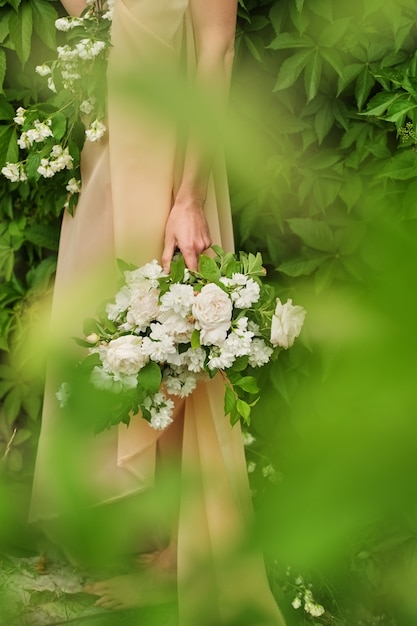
left=0, top=0, right=416, bottom=624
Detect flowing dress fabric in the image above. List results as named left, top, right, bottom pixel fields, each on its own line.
left=30, top=1, right=285, bottom=623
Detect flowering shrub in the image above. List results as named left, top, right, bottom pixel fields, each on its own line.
left=61, top=247, right=305, bottom=432
left=1, top=0, right=112, bottom=214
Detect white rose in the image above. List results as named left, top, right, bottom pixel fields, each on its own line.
left=103, top=335, right=148, bottom=376
left=192, top=283, right=233, bottom=346
left=270, top=298, right=306, bottom=349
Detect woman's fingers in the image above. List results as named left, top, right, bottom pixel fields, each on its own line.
left=162, top=201, right=211, bottom=273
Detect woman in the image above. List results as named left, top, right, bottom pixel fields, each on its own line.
left=30, top=1, right=286, bottom=623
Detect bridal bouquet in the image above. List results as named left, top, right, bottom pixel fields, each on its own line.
left=61, top=247, right=306, bottom=432
left=1, top=1, right=112, bottom=214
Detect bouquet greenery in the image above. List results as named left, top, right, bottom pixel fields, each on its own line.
left=58, top=247, right=306, bottom=433
left=1, top=1, right=112, bottom=214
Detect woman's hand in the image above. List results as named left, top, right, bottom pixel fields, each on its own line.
left=162, top=197, right=211, bottom=274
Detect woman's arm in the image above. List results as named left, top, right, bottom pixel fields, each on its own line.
left=161, top=0, right=238, bottom=273
left=60, top=0, right=86, bottom=16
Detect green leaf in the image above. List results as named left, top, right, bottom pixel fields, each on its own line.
left=50, top=112, right=67, bottom=142
left=310, top=0, right=333, bottom=21
left=0, top=125, right=14, bottom=167
left=224, top=385, right=236, bottom=415
left=339, top=173, right=363, bottom=210
left=0, top=14, right=9, bottom=45
left=278, top=255, right=330, bottom=277
left=22, top=393, right=41, bottom=421
left=337, top=63, right=363, bottom=95
left=304, top=50, right=322, bottom=102
left=287, top=218, right=335, bottom=252
left=24, top=222, right=59, bottom=251
left=26, top=256, right=57, bottom=291
left=268, top=32, right=313, bottom=50
left=116, top=258, right=137, bottom=274
left=243, top=34, right=263, bottom=63
left=273, top=49, right=313, bottom=92
left=190, top=329, right=200, bottom=349
left=379, top=151, right=417, bottom=180
left=0, top=380, right=13, bottom=398
left=30, top=0, right=57, bottom=50
left=0, top=49, right=6, bottom=93
left=384, top=100, right=417, bottom=124
left=318, top=17, right=351, bottom=47
left=8, top=2, right=33, bottom=67
left=3, top=387, right=22, bottom=424
left=236, top=398, right=251, bottom=424
left=355, top=66, right=376, bottom=111
left=199, top=254, right=220, bottom=282
left=137, top=361, right=161, bottom=393
left=362, top=91, right=401, bottom=116
left=319, top=48, right=344, bottom=78
left=229, top=355, right=248, bottom=372
left=25, top=152, right=40, bottom=180
left=234, top=376, right=259, bottom=394
left=170, top=254, right=186, bottom=283
left=229, top=405, right=240, bottom=426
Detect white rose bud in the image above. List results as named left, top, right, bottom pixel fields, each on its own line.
left=270, top=298, right=306, bottom=349
left=192, top=283, right=233, bottom=346
left=85, top=332, right=99, bottom=344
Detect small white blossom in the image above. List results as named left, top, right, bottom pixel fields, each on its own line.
left=242, top=431, right=256, bottom=446
left=85, top=119, right=107, bottom=142
left=23, top=119, right=53, bottom=146
left=1, top=162, right=26, bottom=182
left=49, top=145, right=73, bottom=172
left=47, top=76, right=57, bottom=92
left=37, top=158, right=55, bottom=178
left=248, top=338, right=273, bottom=368
left=291, top=596, right=302, bottom=610
left=231, top=277, right=260, bottom=309
left=13, top=107, right=26, bottom=125
left=182, top=347, right=206, bottom=373
left=141, top=336, right=176, bottom=362
left=106, top=285, right=131, bottom=321
left=247, top=460, right=257, bottom=473
left=75, top=38, right=106, bottom=60
left=144, top=392, right=174, bottom=430
left=80, top=98, right=96, bottom=115
left=35, top=64, right=51, bottom=76
left=160, top=284, right=195, bottom=317
left=56, top=382, right=70, bottom=408
left=57, top=45, right=78, bottom=62
left=125, top=260, right=165, bottom=284
left=55, top=17, right=72, bottom=32
left=90, top=366, right=137, bottom=391
left=66, top=177, right=81, bottom=194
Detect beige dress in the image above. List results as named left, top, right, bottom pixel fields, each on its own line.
left=30, top=1, right=285, bottom=624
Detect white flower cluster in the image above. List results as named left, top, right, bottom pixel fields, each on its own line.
left=2, top=3, right=112, bottom=191
left=88, top=259, right=305, bottom=430
left=291, top=576, right=325, bottom=618
left=17, top=119, right=53, bottom=149
left=37, top=145, right=73, bottom=178
left=1, top=162, right=27, bottom=183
